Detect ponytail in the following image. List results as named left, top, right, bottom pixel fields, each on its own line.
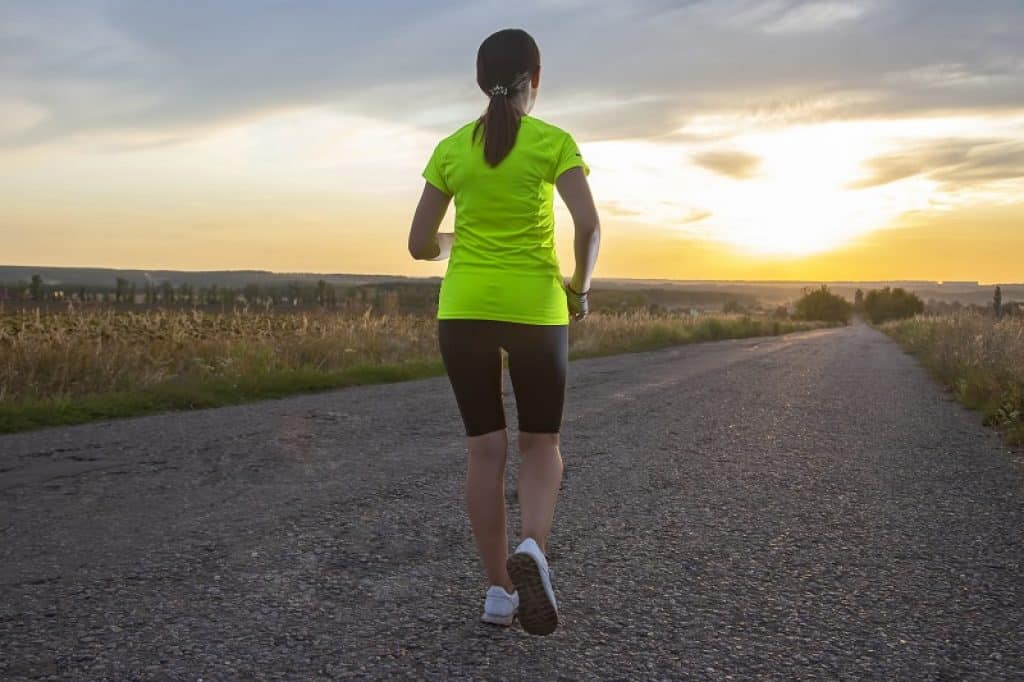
left=472, top=29, right=540, bottom=167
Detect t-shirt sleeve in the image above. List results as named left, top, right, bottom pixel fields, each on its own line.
left=551, top=131, right=590, bottom=182
left=421, top=140, right=452, bottom=195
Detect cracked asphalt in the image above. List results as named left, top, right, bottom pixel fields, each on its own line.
left=2, top=323, right=1022, bottom=679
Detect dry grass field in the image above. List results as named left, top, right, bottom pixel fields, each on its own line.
left=884, top=312, right=1024, bottom=444
left=0, top=307, right=824, bottom=432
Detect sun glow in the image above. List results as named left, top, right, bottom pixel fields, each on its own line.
left=583, top=115, right=1024, bottom=257
left=702, top=122, right=931, bottom=255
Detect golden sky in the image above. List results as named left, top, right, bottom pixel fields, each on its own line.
left=2, top=1, right=1023, bottom=282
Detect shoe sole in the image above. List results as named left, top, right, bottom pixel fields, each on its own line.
left=480, top=612, right=515, bottom=627
left=507, top=552, right=558, bottom=636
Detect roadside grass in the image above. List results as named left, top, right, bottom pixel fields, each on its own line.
left=0, top=308, right=828, bottom=433
left=567, top=313, right=824, bottom=358
left=882, top=312, right=1024, bottom=445
left=0, top=361, right=443, bottom=434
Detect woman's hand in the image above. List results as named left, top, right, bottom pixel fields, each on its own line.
left=564, top=281, right=589, bottom=321
left=427, top=232, right=455, bottom=261
left=555, top=167, right=600, bottom=319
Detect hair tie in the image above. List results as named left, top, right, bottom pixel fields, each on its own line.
left=488, top=84, right=509, bottom=97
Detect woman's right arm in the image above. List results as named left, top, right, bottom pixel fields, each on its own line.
left=407, top=182, right=452, bottom=260
left=556, top=166, right=601, bottom=296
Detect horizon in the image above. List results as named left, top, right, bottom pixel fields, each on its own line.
left=2, top=2, right=1023, bottom=280
left=1, top=263, right=1020, bottom=289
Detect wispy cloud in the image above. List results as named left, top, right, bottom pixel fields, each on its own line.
left=849, top=137, right=1024, bottom=190
left=762, top=1, right=868, bottom=33
left=693, top=149, right=762, bottom=179
left=1, top=0, right=1022, bottom=148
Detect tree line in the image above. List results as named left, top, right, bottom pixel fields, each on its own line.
left=0, top=275, right=441, bottom=314
left=793, top=285, right=1018, bottom=324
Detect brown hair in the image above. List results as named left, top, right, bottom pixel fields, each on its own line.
left=472, top=29, right=541, bottom=167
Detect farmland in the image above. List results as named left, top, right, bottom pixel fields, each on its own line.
left=0, top=307, right=824, bottom=432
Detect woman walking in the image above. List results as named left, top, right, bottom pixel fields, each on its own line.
left=407, top=28, right=600, bottom=636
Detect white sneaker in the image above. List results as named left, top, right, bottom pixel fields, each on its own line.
left=480, top=585, right=519, bottom=626
left=507, top=538, right=558, bottom=635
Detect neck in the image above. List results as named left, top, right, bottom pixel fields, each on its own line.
left=511, top=89, right=531, bottom=115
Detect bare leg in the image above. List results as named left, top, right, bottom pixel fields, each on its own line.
left=466, top=428, right=514, bottom=591
left=517, top=431, right=564, bottom=553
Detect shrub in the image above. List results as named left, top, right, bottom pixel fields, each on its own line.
left=722, top=299, right=745, bottom=314
left=883, top=313, right=1024, bottom=444
left=793, top=285, right=852, bottom=323
left=863, top=287, right=924, bottom=324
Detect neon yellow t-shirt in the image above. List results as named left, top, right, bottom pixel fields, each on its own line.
left=422, top=114, right=589, bottom=325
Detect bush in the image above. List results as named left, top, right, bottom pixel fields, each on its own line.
left=793, top=285, right=852, bottom=323
left=863, top=287, right=924, bottom=324
left=883, top=313, right=1024, bottom=444
left=722, top=299, right=745, bottom=314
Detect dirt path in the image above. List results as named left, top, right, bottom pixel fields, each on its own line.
left=2, top=324, right=1022, bottom=679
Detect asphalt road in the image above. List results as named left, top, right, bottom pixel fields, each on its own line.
left=2, top=324, right=1022, bottom=679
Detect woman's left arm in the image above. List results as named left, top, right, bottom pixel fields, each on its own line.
left=408, top=182, right=452, bottom=260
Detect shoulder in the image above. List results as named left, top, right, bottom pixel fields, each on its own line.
left=437, top=120, right=479, bottom=147
left=521, top=115, right=575, bottom=142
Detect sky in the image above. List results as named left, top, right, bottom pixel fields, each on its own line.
left=1, top=0, right=1023, bottom=282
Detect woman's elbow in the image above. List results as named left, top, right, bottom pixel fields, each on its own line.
left=576, top=217, right=601, bottom=237
left=408, top=236, right=428, bottom=260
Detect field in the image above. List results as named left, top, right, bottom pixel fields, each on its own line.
left=0, top=307, right=824, bottom=433
left=883, top=312, right=1024, bottom=444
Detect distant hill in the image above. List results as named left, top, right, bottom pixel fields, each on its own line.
left=0, top=265, right=432, bottom=290
left=598, top=279, right=1024, bottom=306
left=0, top=265, right=1019, bottom=306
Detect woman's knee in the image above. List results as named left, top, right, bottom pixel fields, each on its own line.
left=467, top=427, right=508, bottom=456
left=518, top=430, right=560, bottom=455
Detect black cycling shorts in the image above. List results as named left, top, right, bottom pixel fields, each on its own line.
left=437, top=319, right=569, bottom=437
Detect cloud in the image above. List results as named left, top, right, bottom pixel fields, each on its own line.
left=680, top=208, right=714, bottom=224
left=693, top=149, right=762, bottom=178
left=600, top=200, right=711, bottom=226
left=761, top=1, right=868, bottom=34
left=849, top=138, right=1024, bottom=190
left=0, top=0, right=1022, bottom=149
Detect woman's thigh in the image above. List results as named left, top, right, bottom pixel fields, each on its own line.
left=502, top=323, right=569, bottom=434
left=437, top=319, right=506, bottom=437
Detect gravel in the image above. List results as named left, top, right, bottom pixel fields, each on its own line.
left=1, top=323, right=1022, bottom=679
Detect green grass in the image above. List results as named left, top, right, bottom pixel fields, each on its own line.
left=0, top=360, right=446, bottom=433
left=882, top=313, right=1024, bottom=445
left=0, top=311, right=827, bottom=434
left=568, top=315, right=826, bottom=359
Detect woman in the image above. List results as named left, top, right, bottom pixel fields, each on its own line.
left=407, top=28, right=600, bottom=636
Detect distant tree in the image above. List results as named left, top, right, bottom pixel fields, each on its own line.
left=29, top=274, right=43, bottom=302
left=243, top=283, right=260, bottom=306
left=863, top=287, right=924, bottom=324
left=115, top=277, right=129, bottom=303
left=773, top=304, right=790, bottom=320
left=794, top=285, right=852, bottom=324
left=854, top=288, right=864, bottom=310
left=994, top=285, right=1003, bottom=319
left=129, top=283, right=137, bottom=305
left=722, top=298, right=745, bottom=314
left=160, top=281, right=175, bottom=304
left=144, top=282, right=156, bottom=304
left=316, top=279, right=328, bottom=306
